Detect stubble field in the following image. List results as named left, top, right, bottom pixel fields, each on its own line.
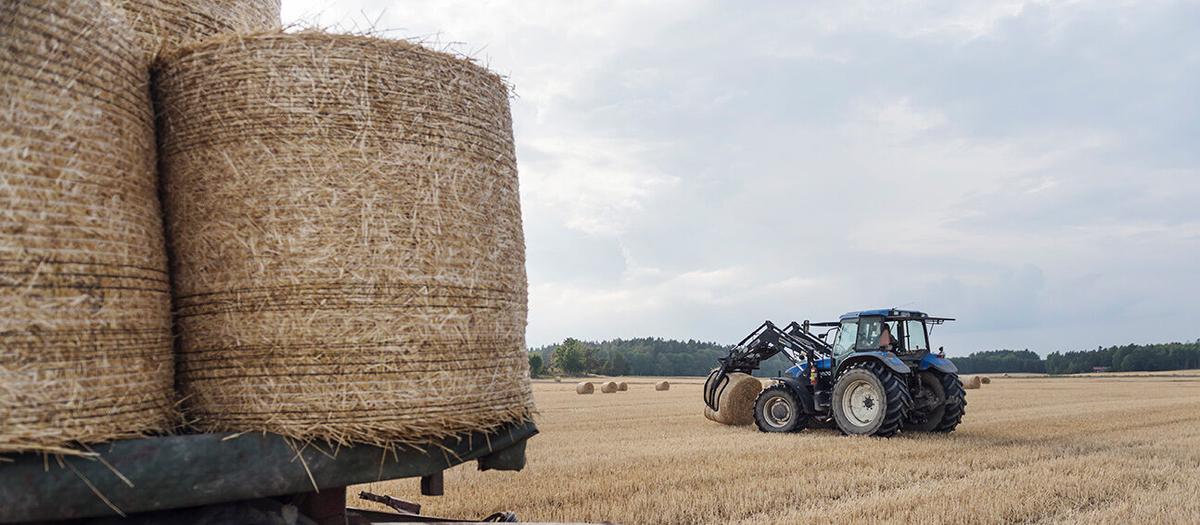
left=357, top=374, right=1200, bottom=524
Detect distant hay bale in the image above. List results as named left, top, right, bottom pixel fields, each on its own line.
left=601, top=381, right=619, bottom=394
left=618, top=382, right=628, bottom=392
left=980, top=376, right=992, bottom=384
left=155, top=32, right=532, bottom=446
left=0, top=0, right=173, bottom=454
left=1003, top=373, right=1011, bottom=378
left=576, top=382, right=594, bottom=395
left=655, top=381, right=671, bottom=391
left=113, top=0, right=281, bottom=58
left=964, top=376, right=983, bottom=389
left=707, top=373, right=763, bottom=426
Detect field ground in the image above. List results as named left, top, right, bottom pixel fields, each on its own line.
left=356, top=373, right=1200, bottom=524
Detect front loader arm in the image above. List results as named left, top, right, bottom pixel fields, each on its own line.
left=703, top=321, right=829, bottom=411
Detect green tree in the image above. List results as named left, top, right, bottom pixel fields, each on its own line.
left=553, top=338, right=587, bottom=375
left=528, top=353, right=543, bottom=377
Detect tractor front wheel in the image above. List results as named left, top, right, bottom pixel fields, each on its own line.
left=754, top=383, right=808, bottom=432
left=831, top=362, right=911, bottom=437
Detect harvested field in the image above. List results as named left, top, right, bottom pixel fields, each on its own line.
left=356, top=374, right=1200, bottom=524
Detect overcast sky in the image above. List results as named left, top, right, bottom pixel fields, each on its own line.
left=283, top=1, right=1199, bottom=356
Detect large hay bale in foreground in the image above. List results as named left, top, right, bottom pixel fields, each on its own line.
left=618, top=382, right=628, bottom=392
left=963, top=376, right=982, bottom=390
left=704, top=373, right=762, bottom=426
left=156, top=32, right=532, bottom=446
left=576, top=382, right=594, bottom=395
left=0, top=0, right=173, bottom=453
left=600, top=381, right=619, bottom=394
left=655, top=381, right=670, bottom=391
left=113, top=0, right=280, bottom=57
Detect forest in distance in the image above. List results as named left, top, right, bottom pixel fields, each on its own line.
left=527, top=338, right=1200, bottom=378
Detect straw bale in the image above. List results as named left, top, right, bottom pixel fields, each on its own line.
left=0, top=0, right=173, bottom=454
left=617, top=382, right=628, bottom=392
left=964, top=376, right=982, bottom=390
left=113, top=0, right=280, bottom=58
left=155, top=32, right=533, bottom=446
left=600, top=381, right=619, bottom=394
left=576, top=382, right=594, bottom=395
left=980, top=376, right=991, bottom=384
left=655, top=381, right=670, bottom=391
left=708, top=373, right=762, bottom=426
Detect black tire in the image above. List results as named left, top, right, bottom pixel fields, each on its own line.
left=933, top=372, right=966, bottom=433
left=754, top=383, right=809, bottom=433
left=905, top=371, right=947, bottom=432
left=831, top=361, right=911, bottom=437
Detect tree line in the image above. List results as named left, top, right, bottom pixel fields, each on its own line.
left=528, top=338, right=1200, bottom=377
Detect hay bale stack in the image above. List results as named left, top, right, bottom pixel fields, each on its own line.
left=655, top=381, right=670, bottom=391
left=155, top=33, right=532, bottom=446
left=617, top=382, right=628, bottom=392
left=576, top=382, right=594, bottom=395
left=963, top=376, right=982, bottom=390
left=0, top=0, right=173, bottom=453
left=980, top=376, right=992, bottom=384
left=704, top=373, right=762, bottom=426
left=600, top=381, right=619, bottom=394
left=113, top=0, right=280, bottom=58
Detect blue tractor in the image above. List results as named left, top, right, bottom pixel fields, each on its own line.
left=703, top=309, right=965, bottom=437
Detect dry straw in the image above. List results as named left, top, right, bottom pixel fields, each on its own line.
left=113, top=0, right=280, bottom=58
left=0, top=0, right=174, bottom=454
left=600, top=381, right=619, bottom=394
left=155, top=32, right=533, bottom=447
left=576, top=382, right=594, bottom=395
left=617, top=382, right=628, bottom=392
left=655, top=381, right=670, bottom=391
left=704, top=373, right=762, bottom=426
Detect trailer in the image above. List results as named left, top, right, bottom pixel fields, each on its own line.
left=0, top=420, right=536, bottom=524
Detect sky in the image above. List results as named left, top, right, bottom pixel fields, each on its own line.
left=282, top=1, right=1200, bottom=356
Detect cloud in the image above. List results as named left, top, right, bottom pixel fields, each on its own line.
left=282, top=0, right=1200, bottom=354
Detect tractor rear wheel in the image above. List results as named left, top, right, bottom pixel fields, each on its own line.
left=933, top=373, right=966, bottom=433
left=754, top=383, right=808, bottom=433
left=831, top=361, right=911, bottom=437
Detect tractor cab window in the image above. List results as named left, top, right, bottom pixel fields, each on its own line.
left=905, top=320, right=928, bottom=351
left=856, top=318, right=883, bottom=349
left=832, top=320, right=857, bottom=357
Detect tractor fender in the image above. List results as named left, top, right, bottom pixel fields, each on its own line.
left=765, top=377, right=819, bottom=414
left=918, top=353, right=959, bottom=374
left=836, top=352, right=910, bottom=376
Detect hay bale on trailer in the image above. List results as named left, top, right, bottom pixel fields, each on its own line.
left=0, top=0, right=173, bottom=454
left=576, top=382, right=594, bottom=395
left=113, top=0, right=280, bottom=58
left=600, top=381, right=619, bottom=394
left=706, top=373, right=762, bottom=426
left=655, top=381, right=670, bottom=391
left=617, top=382, right=628, bottom=392
left=155, top=32, right=533, bottom=446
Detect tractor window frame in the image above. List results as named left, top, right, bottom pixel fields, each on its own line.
left=905, top=320, right=929, bottom=351
left=831, top=320, right=857, bottom=357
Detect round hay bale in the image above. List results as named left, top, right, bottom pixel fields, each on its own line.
left=655, top=381, right=670, bottom=391
left=980, top=376, right=991, bottom=384
left=0, top=0, right=173, bottom=454
left=575, top=382, right=594, bottom=395
left=156, top=33, right=532, bottom=446
left=113, top=0, right=280, bottom=58
left=703, top=406, right=719, bottom=422
left=709, top=373, right=762, bottom=426
left=600, top=381, right=619, bottom=394
left=963, top=376, right=982, bottom=390
left=617, top=382, right=628, bottom=392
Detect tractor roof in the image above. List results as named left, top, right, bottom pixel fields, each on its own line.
left=838, top=308, right=954, bottom=323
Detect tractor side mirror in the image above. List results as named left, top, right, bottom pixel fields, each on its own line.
left=938, top=346, right=945, bottom=357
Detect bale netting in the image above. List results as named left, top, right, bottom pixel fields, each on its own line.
left=655, top=381, right=670, bottom=391
left=113, top=0, right=280, bottom=58
left=576, top=382, right=594, bottom=395
left=703, top=373, right=762, bottom=426
left=0, top=0, right=174, bottom=454
left=617, top=382, right=628, bottom=392
left=155, top=32, right=533, bottom=446
left=600, top=381, right=619, bottom=394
